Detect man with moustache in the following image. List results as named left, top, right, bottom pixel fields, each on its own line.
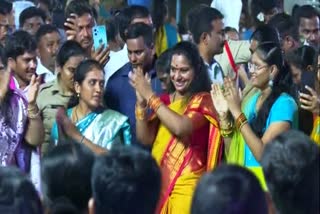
left=6, top=30, right=38, bottom=94
left=105, top=23, right=162, bottom=145
left=187, top=6, right=226, bottom=84
left=35, top=24, right=61, bottom=83
left=64, top=0, right=109, bottom=67
left=293, top=5, right=319, bottom=50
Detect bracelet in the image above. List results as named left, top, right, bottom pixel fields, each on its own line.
left=27, top=110, right=40, bottom=119
left=27, top=107, right=37, bottom=112
left=221, top=128, right=233, bottom=138
left=235, top=113, right=248, bottom=131
left=135, top=104, right=147, bottom=120
left=80, top=135, right=85, bottom=144
left=148, top=94, right=162, bottom=112
left=239, top=120, right=248, bottom=131
left=219, top=120, right=233, bottom=130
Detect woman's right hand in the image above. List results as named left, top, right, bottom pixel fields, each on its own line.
left=299, top=86, right=320, bottom=115
left=211, top=83, right=229, bottom=117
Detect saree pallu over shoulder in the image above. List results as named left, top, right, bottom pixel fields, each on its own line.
left=0, top=89, right=31, bottom=172
left=51, top=108, right=131, bottom=149
left=83, top=109, right=131, bottom=149
left=185, top=93, right=223, bottom=170
left=154, top=92, right=223, bottom=214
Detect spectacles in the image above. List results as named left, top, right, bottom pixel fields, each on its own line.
left=248, top=62, right=268, bottom=71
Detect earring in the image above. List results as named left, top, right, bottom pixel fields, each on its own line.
left=268, top=76, right=273, bottom=88
left=77, top=93, right=80, bottom=97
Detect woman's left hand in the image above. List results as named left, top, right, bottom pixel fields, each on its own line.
left=223, top=77, right=242, bottom=118
left=300, top=86, right=320, bottom=115
left=129, top=65, right=154, bottom=101
left=27, top=74, right=41, bottom=105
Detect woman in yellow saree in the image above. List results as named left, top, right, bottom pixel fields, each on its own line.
left=129, top=42, right=224, bottom=214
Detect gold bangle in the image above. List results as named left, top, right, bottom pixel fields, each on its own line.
left=239, top=120, right=248, bottom=131
left=28, top=110, right=40, bottom=119
left=220, top=120, right=233, bottom=130
left=236, top=113, right=248, bottom=130
left=221, top=128, right=233, bottom=137
left=135, top=104, right=147, bottom=120
left=221, top=127, right=233, bottom=133
left=148, top=94, right=162, bottom=112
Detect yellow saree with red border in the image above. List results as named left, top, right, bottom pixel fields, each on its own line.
left=151, top=92, right=223, bottom=214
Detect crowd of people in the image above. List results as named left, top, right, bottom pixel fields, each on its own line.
left=0, top=0, right=319, bottom=213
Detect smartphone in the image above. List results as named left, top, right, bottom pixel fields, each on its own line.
left=92, top=25, right=108, bottom=51
left=300, top=70, right=316, bottom=95
left=64, top=14, right=77, bottom=31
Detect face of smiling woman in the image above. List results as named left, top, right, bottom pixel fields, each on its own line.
left=170, top=54, right=195, bottom=95
left=249, top=52, right=273, bottom=90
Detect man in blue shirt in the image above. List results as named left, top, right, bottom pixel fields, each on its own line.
left=105, top=23, right=162, bottom=144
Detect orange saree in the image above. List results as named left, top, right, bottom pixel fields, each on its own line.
left=151, top=92, right=223, bottom=214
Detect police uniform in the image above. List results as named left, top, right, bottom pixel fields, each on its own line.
left=37, top=78, right=73, bottom=154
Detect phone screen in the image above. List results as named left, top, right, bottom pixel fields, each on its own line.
left=92, top=25, right=108, bottom=51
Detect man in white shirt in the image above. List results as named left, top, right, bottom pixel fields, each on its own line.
left=211, top=0, right=242, bottom=31
left=187, top=5, right=225, bottom=84
left=35, top=24, right=61, bottom=83
left=104, top=17, right=127, bottom=83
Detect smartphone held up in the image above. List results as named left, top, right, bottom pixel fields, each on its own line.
left=92, top=25, right=108, bottom=51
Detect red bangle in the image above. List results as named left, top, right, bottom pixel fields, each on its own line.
left=235, top=113, right=248, bottom=131
left=148, top=94, right=162, bottom=112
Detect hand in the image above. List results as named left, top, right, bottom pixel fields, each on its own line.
left=64, top=14, right=78, bottom=41
left=27, top=74, right=41, bottom=105
left=129, top=70, right=147, bottom=105
left=211, top=83, right=229, bottom=117
left=91, top=45, right=110, bottom=67
left=56, top=107, right=82, bottom=141
left=299, top=86, right=320, bottom=115
left=129, top=65, right=154, bottom=101
left=223, top=77, right=242, bottom=118
left=0, top=66, right=10, bottom=102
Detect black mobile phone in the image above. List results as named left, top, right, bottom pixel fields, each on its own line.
left=300, top=70, right=316, bottom=95
left=64, top=14, right=77, bottom=31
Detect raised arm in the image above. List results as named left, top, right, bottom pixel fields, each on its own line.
left=56, top=108, right=106, bottom=155
left=25, top=75, right=44, bottom=146
left=222, top=78, right=295, bottom=161
left=130, top=68, right=207, bottom=142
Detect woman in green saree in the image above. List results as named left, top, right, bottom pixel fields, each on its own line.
left=211, top=43, right=298, bottom=190
left=51, top=59, right=131, bottom=153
